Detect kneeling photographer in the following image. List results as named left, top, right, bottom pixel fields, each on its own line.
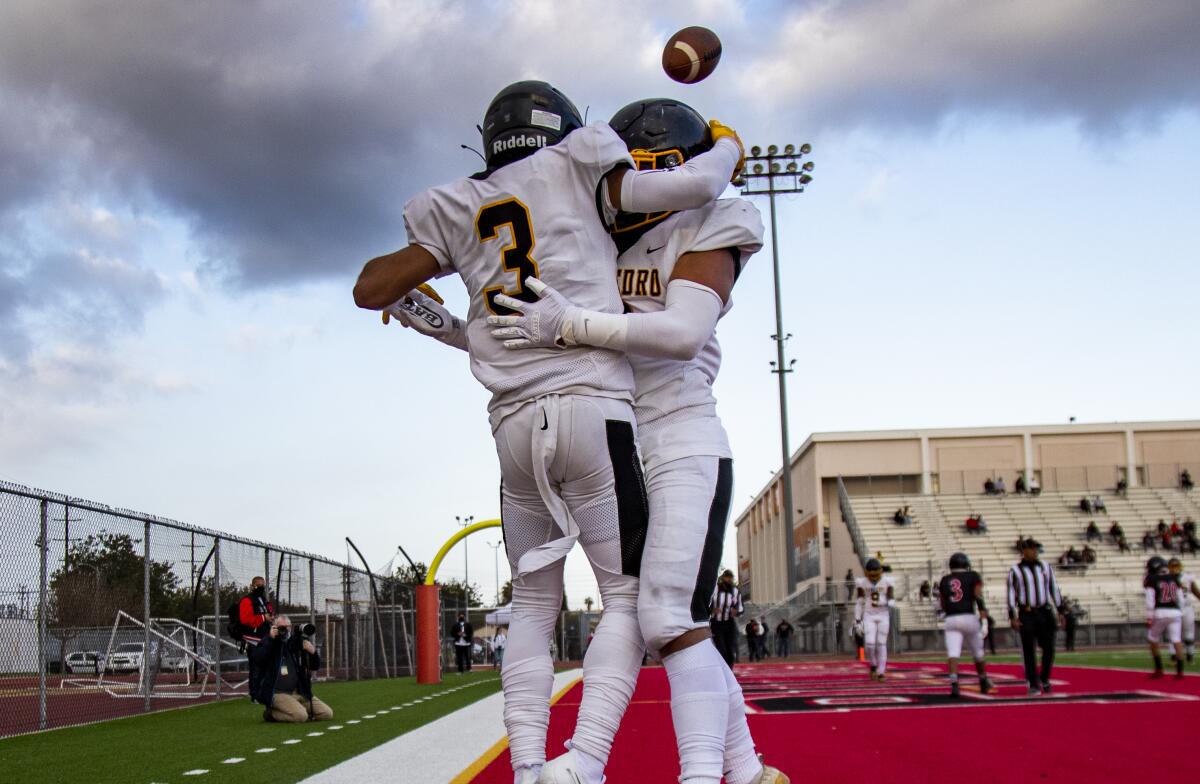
left=249, top=615, right=333, bottom=723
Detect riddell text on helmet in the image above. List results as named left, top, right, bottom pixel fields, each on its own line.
left=492, top=134, right=547, bottom=155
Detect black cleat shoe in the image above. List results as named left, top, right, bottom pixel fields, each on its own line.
left=979, top=677, right=993, bottom=695
left=950, top=682, right=960, bottom=698
left=1027, top=685, right=1041, bottom=696
left=1041, top=681, right=1052, bottom=694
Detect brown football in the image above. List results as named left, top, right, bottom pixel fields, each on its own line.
left=662, top=26, right=722, bottom=84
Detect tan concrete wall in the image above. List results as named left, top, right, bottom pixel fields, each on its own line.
left=1135, top=430, right=1200, bottom=488
left=1033, top=431, right=1126, bottom=491
left=929, top=435, right=1023, bottom=494
left=814, top=439, right=922, bottom=477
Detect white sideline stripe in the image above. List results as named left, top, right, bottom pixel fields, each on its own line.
left=222, top=758, right=245, bottom=764
left=299, top=670, right=580, bottom=784
left=283, top=739, right=303, bottom=745
left=255, top=747, right=276, bottom=753
left=182, top=770, right=209, bottom=776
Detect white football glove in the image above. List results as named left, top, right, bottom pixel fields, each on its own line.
left=486, top=277, right=578, bottom=349
left=383, top=284, right=467, bottom=351
left=852, top=621, right=864, bottom=637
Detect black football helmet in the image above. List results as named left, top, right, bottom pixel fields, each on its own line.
left=482, top=81, right=583, bottom=170
left=864, top=558, right=883, bottom=580
left=608, top=98, right=713, bottom=235
left=949, top=552, right=971, bottom=571
left=1147, top=555, right=1167, bottom=574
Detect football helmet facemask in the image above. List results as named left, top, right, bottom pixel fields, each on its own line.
left=608, top=98, right=713, bottom=235
left=482, top=81, right=583, bottom=171
left=1147, top=555, right=1167, bottom=574
left=864, top=558, right=883, bottom=581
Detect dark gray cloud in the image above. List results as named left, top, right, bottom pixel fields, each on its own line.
left=739, top=0, right=1200, bottom=134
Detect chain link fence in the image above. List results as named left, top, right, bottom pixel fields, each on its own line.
left=0, top=480, right=415, bottom=738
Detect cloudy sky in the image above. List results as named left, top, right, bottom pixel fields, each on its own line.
left=2, top=0, right=1198, bottom=608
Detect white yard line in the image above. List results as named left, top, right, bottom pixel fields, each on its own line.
left=299, top=670, right=581, bottom=784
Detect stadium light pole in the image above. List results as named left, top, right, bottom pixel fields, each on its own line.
left=736, top=142, right=815, bottom=598
left=488, top=541, right=502, bottom=606
left=456, top=515, right=474, bottom=606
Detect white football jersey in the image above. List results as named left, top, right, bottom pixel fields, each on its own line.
left=403, top=123, right=636, bottom=425
left=1181, top=573, right=1195, bottom=606
left=616, top=198, right=763, bottom=470
left=857, top=576, right=895, bottom=614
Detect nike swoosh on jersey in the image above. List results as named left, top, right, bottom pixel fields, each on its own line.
left=646, top=244, right=666, bottom=254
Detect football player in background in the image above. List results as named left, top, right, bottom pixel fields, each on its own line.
left=1144, top=556, right=1185, bottom=679
left=486, top=98, right=785, bottom=784
left=938, top=552, right=993, bottom=697
left=353, top=81, right=743, bottom=784
left=1169, top=558, right=1199, bottom=663
left=855, top=558, right=895, bottom=681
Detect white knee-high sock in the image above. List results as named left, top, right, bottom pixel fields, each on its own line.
left=720, top=660, right=762, bottom=784
left=877, top=642, right=888, bottom=674
left=569, top=606, right=644, bottom=779
left=503, top=656, right=555, bottom=770
left=664, top=642, right=729, bottom=784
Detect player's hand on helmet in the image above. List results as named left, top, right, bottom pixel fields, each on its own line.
left=708, top=119, right=745, bottom=180
left=383, top=284, right=459, bottom=341
left=486, top=277, right=578, bottom=350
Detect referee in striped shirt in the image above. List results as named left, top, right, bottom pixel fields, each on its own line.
left=710, top=570, right=744, bottom=666
left=1008, top=538, right=1068, bottom=695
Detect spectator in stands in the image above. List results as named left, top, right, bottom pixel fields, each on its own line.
left=1162, top=529, right=1174, bottom=550
left=1058, top=547, right=1083, bottom=568
left=1117, top=534, right=1131, bottom=553
left=995, top=477, right=1007, bottom=495
left=1142, top=530, right=1156, bottom=551
left=1108, top=521, right=1124, bottom=544
left=1092, top=495, right=1107, bottom=513
left=1158, top=519, right=1169, bottom=536
left=1184, top=518, right=1196, bottom=538
left=1079, top=496, right=1093, bottom=514
left=1082, top=545, right=1097, bottom=564
left=892, top=505, right=912, bottom=526
left=965, top=514, right=987, bottom=534
left=1182, top=468, right=1194, bottom=492
left=1085, top=521, right=1101, bottom=542
left=984, top=478, right=996, bottom=495
left=1115, top=477, right=1128, bottom=497
left=1029, top=475, right=1041, bottom=495
left=919, top=580, right=932, bottom=600
left=844, top=569, right=855, bottom=602
left=1014, top=474, right=1028, bottom=494
left=1171, top=520, right=1183, bottom=538
left=774, top=618, right=794, bottom=658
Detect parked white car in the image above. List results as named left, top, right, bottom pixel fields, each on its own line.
left=64, top=650, right=103, bottom=673
left=106, top=642, right=189, bottom=672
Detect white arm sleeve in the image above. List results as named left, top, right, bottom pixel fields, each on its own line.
left=854, top=594, right=865, bottom=623
left=619, top=137, right=740, bottom=213
left=560, top=279, right=721, bottom=360
left=1145, top=587, right=1156, bottom=614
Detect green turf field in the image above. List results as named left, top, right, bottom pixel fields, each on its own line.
left=907, top=646, right=1199, bottom=671
left=0, top=672, right=501, bottom=784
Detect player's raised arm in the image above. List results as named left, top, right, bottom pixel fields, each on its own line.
left=353, top=244, right=442, bottom=311
left=605, top=121, right=743, bottom=213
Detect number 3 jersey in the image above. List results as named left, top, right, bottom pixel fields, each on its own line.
left=939, top=570, right=983, bottom=616
left=856, top=576, right=894, bottom=616
left=616, top=198, right=764, bottom=470
left=402, top=123, right=636, bottom=427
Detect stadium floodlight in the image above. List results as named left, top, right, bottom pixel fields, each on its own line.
left=737, top=140, right=816, bottom=597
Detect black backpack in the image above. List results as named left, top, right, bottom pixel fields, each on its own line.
left=226, top=601, right=247, bottom=643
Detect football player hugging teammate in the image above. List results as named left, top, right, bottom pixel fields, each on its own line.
left=356, top=84, right=787, bottom=784
left=1145, top=556, right=1186, bottom=678
left=938, top=553, right=993, bottom=697
left=854, top=558, right=895, bottom=681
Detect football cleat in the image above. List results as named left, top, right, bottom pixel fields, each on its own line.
left=950, top=681, right=960, bottom=698
left=1150, top=670, right=1165, bottom=680
left=753, top=754, right=790, bottom=784
left=1041, top=681, right=1052, bottom=694
left=1176, top=672, right=1187, bottom=680
left=1027, top=685, right=1041, bottom=696
left=538, top=750, right=602, bottom=784
left=979, top=677, right=994, bottom=695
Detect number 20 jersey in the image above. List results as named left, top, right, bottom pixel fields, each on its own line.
left=616, top=199, right=764, bottom=471
left=402, top=123, right=636, bottom=427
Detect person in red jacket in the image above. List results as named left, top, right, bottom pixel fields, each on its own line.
left=240, top=576, right=274, bottom=645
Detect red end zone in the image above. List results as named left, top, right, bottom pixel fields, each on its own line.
left=469, top=661, right=1200, bottom=783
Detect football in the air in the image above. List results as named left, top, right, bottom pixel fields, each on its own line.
left=662, top=26, right=722, bottom=84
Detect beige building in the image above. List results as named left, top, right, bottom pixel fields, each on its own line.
left=735, top=420, right=1200, bottom=604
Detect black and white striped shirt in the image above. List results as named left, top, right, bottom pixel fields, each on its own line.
left=1007, top=559, right=1063, bottom=617
left=710, top=586, right=744, bottom=622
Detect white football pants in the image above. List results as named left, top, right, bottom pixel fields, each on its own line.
left=864, top=613, right=890, bottom=673
left=943, top=613, right=985, bottom=661
left=494, top=394, right=646, bottom=775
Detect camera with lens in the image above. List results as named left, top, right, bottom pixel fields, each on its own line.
left=299, top=623, right=316, bottom=637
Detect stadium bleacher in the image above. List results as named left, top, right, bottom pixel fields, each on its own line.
left=849, top=487, right=1200, bottom=628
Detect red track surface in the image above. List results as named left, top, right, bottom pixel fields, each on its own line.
left=470, top=661, right=1200, bottom=783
